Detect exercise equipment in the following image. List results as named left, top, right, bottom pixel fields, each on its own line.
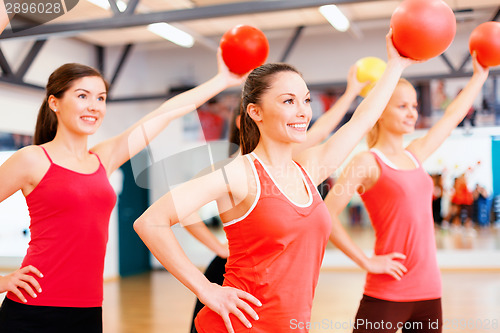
left=220, top=25, right=269, bottom=75
left=355, top=57, right=387, bottom=97
left=390, top=0, right=456, bottom=60
left=469, top=21, right=500, bottom=67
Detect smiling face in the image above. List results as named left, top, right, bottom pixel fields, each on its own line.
left=250, top=71, right=312, bottom=144
left=49, top=76, right=107, bottom=136
left=379, top=81, right=418, bottom=135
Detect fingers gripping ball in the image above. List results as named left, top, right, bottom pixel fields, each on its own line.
left=469, top=22, right=500, bottom=67
left=355, top=57, right=387, bottom=98
left=220, top=25, right=269, bottom=75
left=390, top=0, right=456, bottom=60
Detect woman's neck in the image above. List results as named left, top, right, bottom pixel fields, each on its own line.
left=252, top=138, right=294, bottom=168
left=49, top=130, right=89, bottom=157
left=372, top=130, right=405, bottom=155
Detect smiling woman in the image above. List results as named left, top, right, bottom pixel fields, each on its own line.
left=0, top=54, right=248, bottom=332
left=133, top=31, right=420, bottom=333
left=33, top=64, right=108, bottom=147
left=324, top=53, right=490, bottom=333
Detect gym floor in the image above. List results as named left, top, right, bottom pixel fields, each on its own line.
left=98, top=269, right=500, bottom=333
left=2, top=225, right=499, bottom=332
left=100, top=225, right=500, bottom=333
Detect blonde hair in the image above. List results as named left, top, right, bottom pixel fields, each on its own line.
left=366, top=78, right=414, bottom=148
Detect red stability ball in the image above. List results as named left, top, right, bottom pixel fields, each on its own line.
left=220, top=25, right=269, bottom=75
left=390, top=0, right=456, bottom=61
left=469, top=21, right=500, bottom=67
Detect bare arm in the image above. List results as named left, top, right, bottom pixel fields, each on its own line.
left=183, top=213, right=229, bottom=258
left=292, top=64, right=367, bottom=155
left=92, top=50, right=246, bottom=176
left=0, top=148, right=34, bottom=203
left=0, top=0, right=8, bottom=35
left=324, top=153, right=407, bottom=280
left=0, top=147, right=44, bottom=300
left=134, top=158, right=260, bottom=333
left=407, top=53, right=489, bottom=162
left=297, top=31, right=419, bottom=185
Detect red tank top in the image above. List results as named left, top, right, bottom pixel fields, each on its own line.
left=7, top=146, right=116, bottom=307
left=360, top=149, right=441, bottom=301
left=195, top=153, right=331, bottom=332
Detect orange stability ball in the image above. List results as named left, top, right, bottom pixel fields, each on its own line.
left=390, top=0, right=456, bottom=60
left=469, top=21, right=500, bottom=67
left=220, top=25, right=269, bottom=75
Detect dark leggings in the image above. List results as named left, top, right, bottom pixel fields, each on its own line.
left=353, top=295, right=442, bottom=333
left=190, top=256, right=227, bottom=333
left=0, top=297, right=102, bottom=333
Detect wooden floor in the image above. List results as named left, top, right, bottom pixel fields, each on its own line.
left=1, top=226, right=499, bottom=332
left=100, top=269, right=500, bottom=333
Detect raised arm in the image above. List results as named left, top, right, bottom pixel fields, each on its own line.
left=324, top=152, right=407, bottom=280
left=291, top=64, right=367, bottom=155
left=92, top=50, right=246, bottom=176
left=133, top=157, right=260, bottom=333
left=407, top=53, right=489, bottom=162
left=0, top=0, right=8, bottom=35
left=296, top=31, right=418, bottom=185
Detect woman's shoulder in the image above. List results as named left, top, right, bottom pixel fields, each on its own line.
left=344, top=151, right=380, bottom=189
left=222, top=154, right=254, bottom=177
left=1, top=146, right=51, bottom=188
left=11, top=145, right=48, bottom=166
left=350, top=150, right=378, bottom=167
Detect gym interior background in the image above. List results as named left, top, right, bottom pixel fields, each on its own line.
left=0, top=1, right=499, bottom=331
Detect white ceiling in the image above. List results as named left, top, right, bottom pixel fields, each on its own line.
left=29, top=0, right=500, bottom=47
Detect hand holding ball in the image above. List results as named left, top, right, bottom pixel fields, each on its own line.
left=355, top=57, right=387, bottom=98
left=390, top=0, right=456, bottom=60
left=469, top=22, right=500, bottom=67
left=220, top=25, right=269, bottom=75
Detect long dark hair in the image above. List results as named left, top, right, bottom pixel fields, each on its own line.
left=228, top=102, right=241, bottom=156
left=33, top=63, right=108, bottom=145
left=239, top=63, right=301, bottom=155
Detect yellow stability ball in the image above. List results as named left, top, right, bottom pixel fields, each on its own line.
left=356, top=57, right=387, bottom=97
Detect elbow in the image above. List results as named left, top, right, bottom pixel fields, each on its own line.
left=133, top=216, right=144, bottom=235
left=134, top=211, right=173, bottom=237
left=133, top=214, right=151, bottom=237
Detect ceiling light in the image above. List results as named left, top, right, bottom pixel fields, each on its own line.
left=319, top=5, right=350, bottom=32
left=148, top=23, right=195, bottom=48
left=87, top=0, right=127, bottom=12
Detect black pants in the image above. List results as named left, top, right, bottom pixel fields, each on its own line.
left=432, top=198, right=442, bottom=225
left=0, top=297, right=102, bottom=333
left=190, top=256, right=227, bottom=333
left=353, top=295, right=442, bottom=333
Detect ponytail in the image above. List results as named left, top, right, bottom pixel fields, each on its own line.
left=33, top=98, right=58, bottom=145
left=239, top=102, right=260, bottom=155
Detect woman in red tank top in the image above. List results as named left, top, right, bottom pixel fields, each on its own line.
left=324, top=53, right=489, bottom=332
left=186, top=62, right=369, bottom=333
left=134, top=31, right=418, bottom=333
left=0, top=52, right=246, bottom=332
